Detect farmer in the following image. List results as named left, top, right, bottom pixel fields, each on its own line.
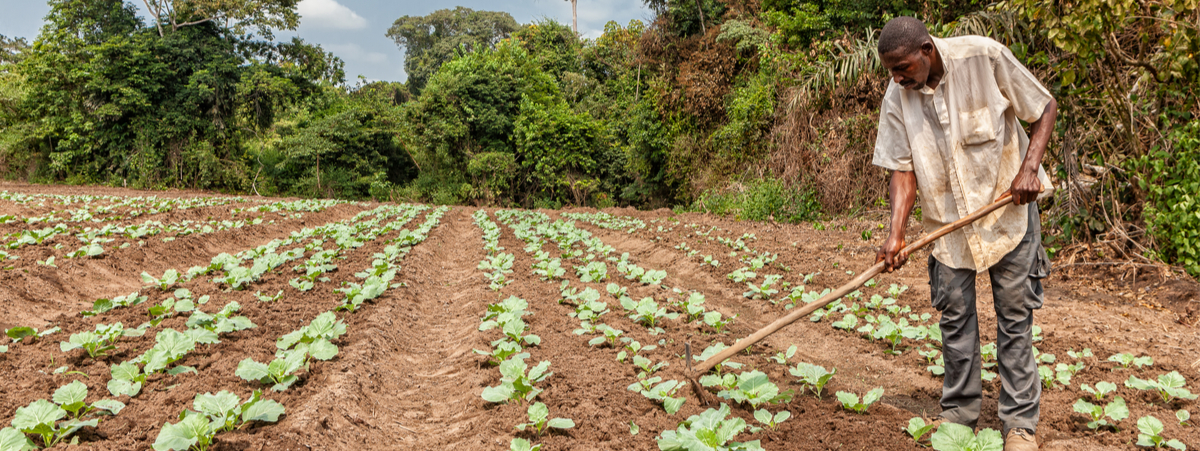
left=871, top=16, right=1055, bottom=451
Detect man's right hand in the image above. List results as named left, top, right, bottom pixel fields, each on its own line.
left=876, top=234, right=907, bottom=272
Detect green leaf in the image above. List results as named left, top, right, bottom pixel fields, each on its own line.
left=193, top=391, right=240, bottom=418
left=546, top=418, right=575, bottom=429
left=240, top=397, right=285, bottom=424
left=0, top=427, right=36, bottom=451
left=152, top=413, right=208, bottom=451
left=236, top=358, right=271, bottom=382
left=663, top=397, right=686, bottom=415
left=107, top=379, right=142, bottom=398
left=1137, top=415, right=1164, bottom=437
left=12, top=399, right=66, bottom=435
left=307, top=339, right=338, bottom=361
left=90, top=399, right=125, bottom=415
left=52, top=381, right=88, bottom=415
left=482, top=385, right=515, bottom=403
left=930, top=423, right=976, bottom=451
left=1105, top=397, right=1129, bottom=422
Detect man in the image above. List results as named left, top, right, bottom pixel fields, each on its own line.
left=871, top=17, right=1056, bottom=451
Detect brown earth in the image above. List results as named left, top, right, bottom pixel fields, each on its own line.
left=0, top=183, right=1196, bottom=450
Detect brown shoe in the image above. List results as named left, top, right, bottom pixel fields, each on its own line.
left=1004, top=428, right=1038, bottom=451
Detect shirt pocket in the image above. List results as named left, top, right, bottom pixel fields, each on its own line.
left=958, top=107, right=996, bottom=146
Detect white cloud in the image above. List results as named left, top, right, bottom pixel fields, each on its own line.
left=326, top=43, right=388, bottom=64
left=298, top=0, right=368, bottom=30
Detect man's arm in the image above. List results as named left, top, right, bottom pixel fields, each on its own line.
left=1009, top=96, right=1057, bottom=206
left=877, top=170, right=917, bottom=272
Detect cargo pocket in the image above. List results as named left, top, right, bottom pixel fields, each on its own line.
left=928, top=255, right=949, bottom=311
left=1025, top=245, right=1051, bottom=309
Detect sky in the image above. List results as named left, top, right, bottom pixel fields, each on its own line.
left=0, top=0, right=653, bottom=83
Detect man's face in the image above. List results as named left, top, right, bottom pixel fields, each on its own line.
left=881, top=43, right=934, bottom=91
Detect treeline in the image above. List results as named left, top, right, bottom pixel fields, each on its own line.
left=1, top=0, right=1199, bottom=276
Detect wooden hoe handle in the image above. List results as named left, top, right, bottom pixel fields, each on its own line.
left=690, top=193, right=1017, bottom=375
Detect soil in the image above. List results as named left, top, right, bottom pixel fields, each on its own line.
left=0, top=182, right=1197, bottom=450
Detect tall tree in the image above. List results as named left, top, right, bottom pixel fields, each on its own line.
left=139, top=0, right=300, bottom=38
left=565, top=0, right=577, bottom=34
left=385, top=7, right=518, bottom=95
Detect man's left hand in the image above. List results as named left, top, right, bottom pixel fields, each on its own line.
left=1008, top=168, right=1042, bottom=205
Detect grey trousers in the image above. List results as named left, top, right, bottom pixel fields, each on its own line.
left=930, top=203, right=1049, bottom=434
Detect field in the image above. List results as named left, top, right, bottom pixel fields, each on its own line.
left=0, top=182, right=1197, bottom=451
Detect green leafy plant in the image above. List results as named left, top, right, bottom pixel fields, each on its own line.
left=1073, top=396, right=1129, bottom=430
left=616, top=339, right=656, bottom=362
left=769, top=345, right=797, bottom=364
left=515, top=402, right=574, bottom=436
left=633, top=379, right=687, bottom=414
left=135, top=329, right=197, bottom=375
left=703, top=311, right=735, bottom=333
left=60, top=323, right=141, bottom=359
left=107, top=362, right=147, bottom=398
left=236, top=348, right=324, bottom=392
left=835, top=387, right=883, bottom=414
left=1126, top=371, right=1199, bottom=403
left=254, top=290, right=283, bottom=302
left=276, top=311, right=346, bottom=358
left=929, top=423, right=1004, bottom=451
left=905, top=417, right=937, bottom=445
left=576, top=261, right=608, bottom=283
left=10, top=381, right=124, bottom=448
left=656, top=404, right=762, bottom=451
left=1109, top=353, right=1154, bottom=369
left=481, top=353, right=552, bottom=404
left=474, top=339, right=523, bottom=366
left=141, top=269, right=180, bottom=291
left=1081, top=381, right=1119, bottom=401
left=509, top=437, right=542, bottom=451
left=6, top=326, right=60, bottom=343
left=788, top=362, right=836, bottom=398
left=621, top=297, right=678, bottom=331
left=1135, top=415, right=1186, bottom=449
left=717, top=371, right=793, bottom=408
left=1178, top=410, right=1190, bottom=426
left=185, top=302, right=256, bottom=335
left=753, top=409, right=791, bottom=431
left=335, top=272, right=393, bottom=312
left=151, top=390, right=285, bottom=451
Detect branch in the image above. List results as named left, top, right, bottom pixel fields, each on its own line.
left=175, top=18, right=215, bottom=29
left=141, top=0, right=164, bottom=37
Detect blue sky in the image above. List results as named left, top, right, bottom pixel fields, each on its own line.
left=0, top=0, right=653, bottom=82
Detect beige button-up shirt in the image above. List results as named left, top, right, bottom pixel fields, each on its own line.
left=873, top=35, right=1054, bottom=271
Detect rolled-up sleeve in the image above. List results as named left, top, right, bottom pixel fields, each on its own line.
left=873, top=82, right=913, bottom=172
left=994, top=45, right=1053, bottom=123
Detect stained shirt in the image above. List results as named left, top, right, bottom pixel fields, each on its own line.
left=873, top=36, right=1055, bottom=271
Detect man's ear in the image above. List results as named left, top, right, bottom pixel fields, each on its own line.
left=920, top=40, right=935, bottom=57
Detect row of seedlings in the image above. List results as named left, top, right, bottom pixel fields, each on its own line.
left=497, top=210, right=779, bottom=449
left=1, top=204, right=448, bottom=449
left=471, top=209, right=574, bottom=451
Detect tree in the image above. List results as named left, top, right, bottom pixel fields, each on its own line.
left=386, top=7, right=518, bottom=94
left=139, top=0, right=300, bottom=38
left=565, top=0, right=577, bottom=34
left=0, top=35, right=30, bottom=66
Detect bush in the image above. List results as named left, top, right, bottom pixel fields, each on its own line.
left=1134, top=122, right=1200, bottom=277
left=691, top=177, right=821, bottom=223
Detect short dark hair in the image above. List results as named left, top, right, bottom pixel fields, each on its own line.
left=878, top=17, right=931, bottom=56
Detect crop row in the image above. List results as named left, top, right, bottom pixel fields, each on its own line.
left=0, top=191, right=257, bottom=224
left=1, top=203, right=449, bottom=450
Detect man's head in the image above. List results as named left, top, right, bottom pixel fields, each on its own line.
left=878, top=17, right=937, bottom=91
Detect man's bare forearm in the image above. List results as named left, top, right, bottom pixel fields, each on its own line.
left=1022, top=98, right=1057, bottom=174
left=888, top=170, right=918, bottom=240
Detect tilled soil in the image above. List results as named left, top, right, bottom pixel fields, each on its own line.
left=0, top=184, right=1196, bottom=450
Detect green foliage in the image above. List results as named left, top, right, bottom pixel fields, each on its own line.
left=515, top=402, right=574, bottom=436
left=906, top=417, right=937, bottom=444
left=655, top=404, right=763, bottom=451
left=836, top=387, right=883, bottom=414
left=152, top=390, right=284, bottom=451
left=1133, top=123, right=1200, bottom=277
left=1073, top=397, right=1129, bottom=430
left=1135, top=415, right=1187, bottom=449
left=789, top=362, right=835, bottom=398
left=481, top=353, right=552, bottom=403
left=1126, top=372, right=1199, bottom=403
left=692, top=177, right=822, bottom=223
left=929, top=423, right=1004, bottom=451
left=385, top=7, right=518, bottom=94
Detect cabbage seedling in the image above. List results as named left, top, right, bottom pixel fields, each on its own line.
left=588, top=325, right=623, bottom=347
left=515, top=402, right=575, bottom=436
left=186, top=302, right=256, bottom=334
left=11, top=382, right=124, bottom=448
left=636, top=379, right=687, bottom=414
left=1177, top=410, right=1190, bottom=426
left=1081, top=381, right=1119, bottom=401
left=929, top=423, right=1004, bottom=451
left=790, top=362, right=836, bottom=399
left=576, top=261, right=608, bottom=282
left=769, top=345, right=797, bottom=364
left=152, top=390, right=285, bottom=451
left=481, top=353, right=552, bottom=403
left=136, top=329, right=197, bottom=374
left=474, top=339, right=523, bottom=366
left=905, top=417, right=936, bottom=444
left=632, top=355, right=667, bottom=375
left=509, top=438, right=542, bottom=451
left=6, top=326, right=60, bottom=343
left=621, top=297, right=678, bottom=329
left=836, top=387, right=883, bottom=414
left=141, top=269, right=180, bottom=291
left=1109, top=353, right=1154, bottom=370
left=277, top=311, right=347, bottom=357
left=753, top=409, right=791, bottom=431
left=616, top=339, right=656, bottom=362
left=255, top=290, right=283, bottom=302
left=1073, top=396, right=1129, bottom=430
left=1126, top=372, right=1199, bottom=403
left=236, top=350, right=310, bottom=391
left=703, top=311, right=734, bottom=334
left=656, top=403, right=762, bottom=451
left=1135, top=415, right=1186, bottom=449
left=60, top=322, right=140, bottom=359
left=107, top=362, right=147, bottom=397
left=718, top=371, right=793, bottom=408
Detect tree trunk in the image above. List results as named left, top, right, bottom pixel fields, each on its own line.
left=570, top=0, right=578, bottom=34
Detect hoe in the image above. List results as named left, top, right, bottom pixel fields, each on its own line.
left=686, top=193, right=1023, bottom=404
